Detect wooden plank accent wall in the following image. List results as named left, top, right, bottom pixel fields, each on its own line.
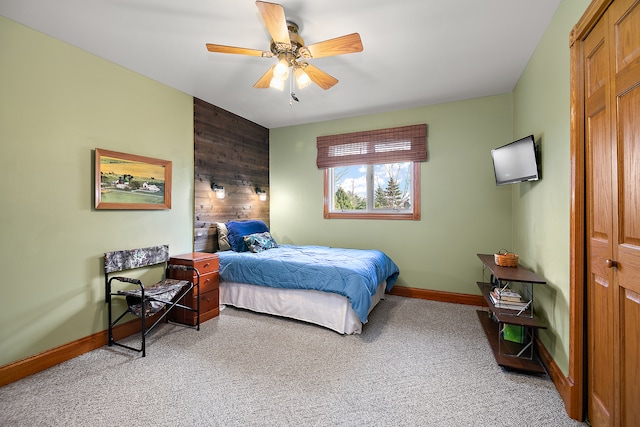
left=194, top=98, right=270, bottom=253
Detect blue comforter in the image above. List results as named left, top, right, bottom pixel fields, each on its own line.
left=218, top=245, right=400, bottom=323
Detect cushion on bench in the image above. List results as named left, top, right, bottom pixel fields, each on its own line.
left=118, top=278, right=190, bottom=317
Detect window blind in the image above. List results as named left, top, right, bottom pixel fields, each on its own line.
left=316, top=124, right=427, bottom=169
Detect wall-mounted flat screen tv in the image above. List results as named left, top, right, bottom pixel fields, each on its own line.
left=491, top=135, right=540, bottom=186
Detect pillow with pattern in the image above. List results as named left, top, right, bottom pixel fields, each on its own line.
left=243, top=232, right=278, bottom=253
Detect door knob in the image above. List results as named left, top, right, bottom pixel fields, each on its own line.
left=605, top=259, right=618, bottom=268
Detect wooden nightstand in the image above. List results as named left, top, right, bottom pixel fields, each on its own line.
left=167, top=252, right=219, bottom=325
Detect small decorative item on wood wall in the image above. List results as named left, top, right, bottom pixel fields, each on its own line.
left=95, top=148, right=172, bottom=210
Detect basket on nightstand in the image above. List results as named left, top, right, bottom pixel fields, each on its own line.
left=494, top=250, right=519, bottom=267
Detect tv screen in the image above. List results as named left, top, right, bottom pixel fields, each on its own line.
left=491, top=135, right=539, bottom=186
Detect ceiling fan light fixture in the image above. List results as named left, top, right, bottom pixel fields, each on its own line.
left=205, top=2, right=364, bottom=93
left=269, top=76, right=285, bottom=91
left=294, top=67, right=311, bottom=89
left=273, top=55, right=290, bottom=81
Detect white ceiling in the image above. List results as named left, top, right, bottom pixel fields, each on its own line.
left=1, top=0, right=561, bottom=129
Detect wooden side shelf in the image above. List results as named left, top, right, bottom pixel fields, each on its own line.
left=476, top=254, right=547, bottom=374
left=477, top=254, right=547, bottom=284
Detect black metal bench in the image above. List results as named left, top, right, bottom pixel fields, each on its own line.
left=104, top=244, right=200, bottom=356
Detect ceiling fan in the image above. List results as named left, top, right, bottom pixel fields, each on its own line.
left=205, top=1, right=363, bottom=92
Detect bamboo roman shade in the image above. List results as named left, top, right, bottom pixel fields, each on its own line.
left=316, top=124, right=427, bottom=169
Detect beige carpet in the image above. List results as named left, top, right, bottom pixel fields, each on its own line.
left=0, top=295, right=585, bottom=426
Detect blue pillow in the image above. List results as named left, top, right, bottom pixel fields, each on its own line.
left=226, top=220, right=270, bottom=252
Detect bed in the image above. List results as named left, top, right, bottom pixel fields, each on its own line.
left=215, top=220, right=400, bottom=334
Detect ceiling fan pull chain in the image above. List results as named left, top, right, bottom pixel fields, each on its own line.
left=289, top=75, right=293, bottom=108
left=289, top=73, right=300, bottom=107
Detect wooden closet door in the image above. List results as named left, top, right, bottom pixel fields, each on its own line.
left=609, top=0, right=640, bottom=425
left=586, top=0, right=640, bottom=425
left=585, top=13, right=615, bottom=426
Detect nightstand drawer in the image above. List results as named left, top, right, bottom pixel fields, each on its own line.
left=198, top=271, right=219, bottom=294
left=199, top=289, right=219, bottom=312
left=169, top=255, right=218, bottom=280
left=171, top=289, right=219, bottom=326
left=193, top=257, right=219, bottom=275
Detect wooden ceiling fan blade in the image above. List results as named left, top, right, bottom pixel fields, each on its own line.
left=206, top=43, right=273, bottom=57
left=254, top=66, right=276, bottom=88
left=305, top=33, right=363, bottom=59
left=255, top=1, right=290, bottom=46
left=304, top=64, right=338, bottom=90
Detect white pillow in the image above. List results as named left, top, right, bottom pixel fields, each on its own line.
left=216, top=222, right=231, bottom=251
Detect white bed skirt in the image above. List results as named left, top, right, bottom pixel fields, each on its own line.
left=219, top=281, right=387, bottom=334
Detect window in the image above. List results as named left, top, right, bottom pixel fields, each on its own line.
left=325, top=162, right=420, bottom=219
left=317, top=124, right=426, bottom=220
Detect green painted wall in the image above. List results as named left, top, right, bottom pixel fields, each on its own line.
left=270, top=95, right=514, bottom=295
left=0, top=17, right=194, bottom=366
left=511, top=0, right=590, bottom=375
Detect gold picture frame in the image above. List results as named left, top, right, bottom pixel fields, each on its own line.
left=95, top=148, right=172, bottom=210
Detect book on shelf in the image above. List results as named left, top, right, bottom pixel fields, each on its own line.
left=490, top=287, right=523, bottom=303
left=489, top=293, right=530, bottom=311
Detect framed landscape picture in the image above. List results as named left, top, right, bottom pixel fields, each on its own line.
left=95, top=148, right=172, bottom=210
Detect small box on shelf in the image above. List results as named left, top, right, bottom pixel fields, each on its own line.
left=502, top=324, right=525, bottom=344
